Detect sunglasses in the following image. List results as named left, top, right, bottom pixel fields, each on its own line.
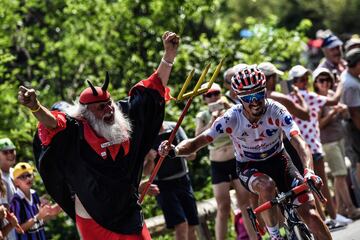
left=239, top=90, right=266, bottom=103
left=18, top=173, right=34, bottom=181
left=294, top=76, right=308, bottom=83
left=316, top=77, right=332, bottom=84
left=204, top=91, right=220, bottom=98
left=1, top=149, right=15, bottom=155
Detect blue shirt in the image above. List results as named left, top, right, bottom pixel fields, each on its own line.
left=10, top=189, right=46, bottom=240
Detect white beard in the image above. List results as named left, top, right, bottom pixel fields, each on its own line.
left=66, top=100, right=132, bottom=143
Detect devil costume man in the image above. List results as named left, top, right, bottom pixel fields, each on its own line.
left=19, top=32, right=180, bottom=240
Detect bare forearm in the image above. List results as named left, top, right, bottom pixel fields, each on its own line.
left=292, top=93, right=310, bottom=120
left=177, top=135, right=210, bottom=156
left=157, top=51, right=176, bottom=87
left=326, top=81, right=343, bottom=106
left=32, top=102, right=58, bottom=129
left=290, top=135, right=313, bottom=170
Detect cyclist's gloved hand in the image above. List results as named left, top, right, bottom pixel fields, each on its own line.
left=158, top=141, right=177, bottom=158
left=304, top=168, right=323, bottom=187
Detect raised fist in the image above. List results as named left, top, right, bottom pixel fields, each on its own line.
left=18, top=86, right=39, bottom=110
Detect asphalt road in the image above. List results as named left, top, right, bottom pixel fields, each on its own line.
left=331, top=219, right=360, bottom=240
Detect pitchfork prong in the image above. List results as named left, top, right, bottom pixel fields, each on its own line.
left=177, top=69, right=195, bottom=101
left=178, top=58, right=225, bottom=100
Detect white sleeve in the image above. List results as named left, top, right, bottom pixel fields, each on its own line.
left=274, top=104, right=301, bottom=140
left=202, top=109, right=238, bottom=141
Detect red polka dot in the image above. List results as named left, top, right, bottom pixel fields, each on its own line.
left=311, top=139, right=315, bottom=143
left=295, top=100, right=299, bottom=104
left=226, top=127, right=232, bottom=134
left=275, top=119, right=280, bottom=126
left=303, top=124, right=307, bottom=128
left=309, top=96, right=314, bottom=100
left=206, top=136, right=214, bottom=142
left=311, top=113, right=317, bottom=117
left=305, top=135, right=309, bottom=139
left=318, top=99, right=323, bottom=103
left=309, top=129, right=313, bottom=133
left=309, top=102, right=314, bottom=106
left=296, top=120, right=302, bottom=125
left=268, top=118, right=273, bottom=125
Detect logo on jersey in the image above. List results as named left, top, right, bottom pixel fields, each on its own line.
left=266, top=129, right=278, bottom=136
left=224, top=116, right=230, bottom=124
left=284, top=115, right=293, bottom=125
left=215, top=123, right=224, bottom=134
left=241, top=131, right=249, bottom=136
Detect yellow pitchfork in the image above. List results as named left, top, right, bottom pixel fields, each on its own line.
left=139, top=58, right=225, bottom=203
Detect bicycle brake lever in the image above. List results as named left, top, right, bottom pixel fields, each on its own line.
left=307, top=179, right=327, bottom=203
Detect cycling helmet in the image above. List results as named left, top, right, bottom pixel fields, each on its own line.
left=231, top=66, right=266, bottom=95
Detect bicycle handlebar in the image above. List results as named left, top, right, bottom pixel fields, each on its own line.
left=252, top=179, right=326, bottom=215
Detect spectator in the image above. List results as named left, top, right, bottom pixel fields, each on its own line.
left=341, top=48, right=360, bottom=189
left=195, top=83, right=257, bottom=240
left=313, top=67, right=360, bottom=221
left=144, top=121, right=198, bottom=240
left=0, top=178, right=18, bottom=239
left=345, top=37, right=360, bottom=53
left=318, top=34, right=346, bottom=80
left=0, top=138, right=18, bottom=240
left=287, top=65, right=346, bottom=229
left=18, top=31, right=179, bottom=239
left=10, top=162, right=60, bottom=240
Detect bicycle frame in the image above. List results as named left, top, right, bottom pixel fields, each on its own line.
left=246, top=179, right=326, bottom=238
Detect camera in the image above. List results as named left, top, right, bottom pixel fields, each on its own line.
left=208, top=102, right=225, bottom=112
left=280, top=80, right=294, bottom=94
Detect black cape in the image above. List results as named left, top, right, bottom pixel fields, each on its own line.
left=33, top=82, right=165, bottom=234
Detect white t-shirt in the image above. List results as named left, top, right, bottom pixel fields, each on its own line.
left=341, top=70, right=360, bottom=107
left=204, top=99, right=300, bottom=162
left=288, top=90, right=327, bottom=155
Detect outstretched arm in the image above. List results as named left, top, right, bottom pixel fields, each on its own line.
left=290, top=134, right=313, bottom=170
left=269, top=91, right=310, bottom=121
left=157, top=31, right=180, bottom=87
left=18, top=86, right=57, bottom=129
left=325, top=79, right=343, bottom=106
left=176, top=134, right=212, bottom=156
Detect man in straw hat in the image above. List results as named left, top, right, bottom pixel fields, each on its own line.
left=18, top=31, right=179, bottom=240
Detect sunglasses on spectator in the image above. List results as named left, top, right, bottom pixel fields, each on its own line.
left=294, top=76, right=308, bottom=83
left=17, top=173, right=34, bottom=181
left=1, top=149, right=15, bottom=155
left=316, top=77, right=332, bottom=83
left=239, top=90, right=266, bottom=103
left=204, top=91, right=220, bottom=98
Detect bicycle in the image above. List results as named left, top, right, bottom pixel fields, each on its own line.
left=246, top=179, right=327, bottom=240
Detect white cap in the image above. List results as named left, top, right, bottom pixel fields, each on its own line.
left=258, top=62, right=284, bottom=76
left=201, top=82, right=221, bottom=94
left=312, top=67, right=333, bottom=81
left=289, top=65, right=310, bottom=79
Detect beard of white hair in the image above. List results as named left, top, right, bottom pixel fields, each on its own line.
left=65, top=100, right=132, bottom=143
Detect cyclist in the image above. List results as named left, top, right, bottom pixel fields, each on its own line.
left=160, top=66, right=332, bottom=240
